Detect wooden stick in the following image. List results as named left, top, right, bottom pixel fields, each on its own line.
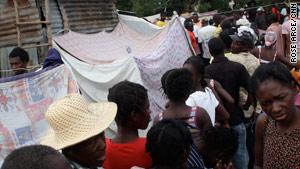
left=21, top=43, right=50, bottom=49
left=16, top=21, right=50, bottom=25
left=45, top=0, right=52, bottom=50
left=13, top=0, right=21, bottom=47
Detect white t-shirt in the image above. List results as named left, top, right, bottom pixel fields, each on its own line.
left=186, top=87, right=219, bottom=125
left=193, top=24, right=201, bottom=55
left=197, top=25, right=216, bottom=59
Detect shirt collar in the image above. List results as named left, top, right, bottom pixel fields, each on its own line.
left=212, top=56, right=229, bottom=63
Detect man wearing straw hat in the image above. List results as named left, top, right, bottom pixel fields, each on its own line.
left=41, top=93, right=117, bottom=169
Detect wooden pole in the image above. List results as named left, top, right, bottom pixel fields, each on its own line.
left=45, top=0, right=52, bottom=51
left=13, top=0, right=21, bottom=47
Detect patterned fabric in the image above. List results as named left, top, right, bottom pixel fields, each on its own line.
left=0, top=65, right=78, bottom=166
left=227, top=52, right=261, bottom=117
left=158, top=107, right=201, bottom=143
left=54, top=15, right=193, bottom=121
left=263, top=117, right=300, bottom=168
left=187, top=143, right=205, bottom=169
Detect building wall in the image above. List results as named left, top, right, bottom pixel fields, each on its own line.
left=57, top=0, right=119, bottom=34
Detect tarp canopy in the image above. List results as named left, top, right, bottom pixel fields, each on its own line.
left=54, top=14, right=194, bottom=121
left=0, top=65, right=78, bottom=166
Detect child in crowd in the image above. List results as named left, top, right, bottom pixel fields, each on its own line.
left=250, top=62, right=300, bottom=168
left=154, top=68, right=212, bottom=144
left=103, top=81, right=152, bottom=169
left=146, top=119, right=193, bottom=169
left=154, top=68, right=212, bottom=169
left=147, top=119, right=238, bottom=169
left=183, top=56, right=232, bottom=126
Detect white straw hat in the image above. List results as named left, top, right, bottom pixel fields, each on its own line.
left=41, top=93, right=117, bottom=150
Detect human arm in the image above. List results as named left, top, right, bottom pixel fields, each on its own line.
left=196, top=107, right=212, bottom=131
left=284, top=34, right=291, bottom=58
left=215, top=104, right=230, bottom=126
left=240, top=66, right=252, bottom=110
left=254, top=113, right=268, bottom=169
left=276, top=52, right=298, bottom=69
left=213, top=80, right=234, bottom=112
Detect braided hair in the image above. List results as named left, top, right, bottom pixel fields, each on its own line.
left=250, top=61, right=300, bottom=105
left=184, top=56, right=208, bottom=89
left=146, top=119, right=193, bottom=167
left=160, top=69, right=176, bottom=97
left=108, top=81, right=148, bottom=126
left=202, top=126, right=238, bottom=159
left=161, top=68, right=194, bottom=102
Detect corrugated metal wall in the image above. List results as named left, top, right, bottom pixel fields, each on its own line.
left=0, top=0, right=119, bottom=78
left=0, top=0, right=43, bottom=48
left=40, top=0, right=63, bottom=35
left=57, top=0, right=119, bottom=34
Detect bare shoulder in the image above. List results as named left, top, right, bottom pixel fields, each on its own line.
left=256, top=113, right=268, bottom=130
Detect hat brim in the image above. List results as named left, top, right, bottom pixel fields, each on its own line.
left=41, top=102, right=117, bottom=150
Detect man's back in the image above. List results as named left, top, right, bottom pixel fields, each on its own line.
left=205, top=57, right=250, bottom=125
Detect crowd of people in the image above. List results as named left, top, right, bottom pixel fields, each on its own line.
left=2, top=1, right=300, bottom=169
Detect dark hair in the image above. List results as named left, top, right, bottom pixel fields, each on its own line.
left=202, top=126, right=238, bottom=157
left=213, top=14, right=221, bottom=22
left=221, top=19, right=232, bottom=29
left=184, top=18, right=194, bottom=27
left=160, top=69, right=175, bottom=97
left=250, top=61, right=300, bottom=105
left=208, top=38, right=225, bottom=55
left=184, top=56, right=208, bottom=88
left=220, top=28, right=235, bottom=49
left=146, top=119, right=193, bottom=167
left=209, top=19, right=214, bottom=25
left=161, top=11, right=166, bottom=16
left=9, top=47, right=29, bottom=63
left=269, top=13, right=278, bottom=23
left=162, top=68, right=193, bottom=102
left=108, top=81, right=148, bottom=126
left=2, top=145, right=64, bottom=169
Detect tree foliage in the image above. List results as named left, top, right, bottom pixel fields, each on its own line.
left=116, top=0, right=289, bottom=17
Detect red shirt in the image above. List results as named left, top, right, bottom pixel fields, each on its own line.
left=103, top=138, right=152, bottom=169
left=187, top=30, right=197, bottom=55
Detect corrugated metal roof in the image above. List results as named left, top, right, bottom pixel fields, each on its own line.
left=0, top=0, right=43, bottom=48
left=40, top=0, right=63, bottom=35
left=57, top=0, right=119, bottom=34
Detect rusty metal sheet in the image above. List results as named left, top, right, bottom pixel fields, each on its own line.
left=0, top=0, right=43, bottom=48
left=57, top=0, right=118, bottom=34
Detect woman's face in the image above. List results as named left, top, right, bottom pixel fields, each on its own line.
left=64, top=132, right=106, bottom=168
left=256, top=79, right=296, bottom=122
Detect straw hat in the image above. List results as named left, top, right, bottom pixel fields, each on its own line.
left=41, top=93, right=117, bottom=150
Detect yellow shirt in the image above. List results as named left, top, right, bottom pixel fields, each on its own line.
left=214, top=24, right=222, bottom=37
left=156, top=21, right=168, bottom=27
